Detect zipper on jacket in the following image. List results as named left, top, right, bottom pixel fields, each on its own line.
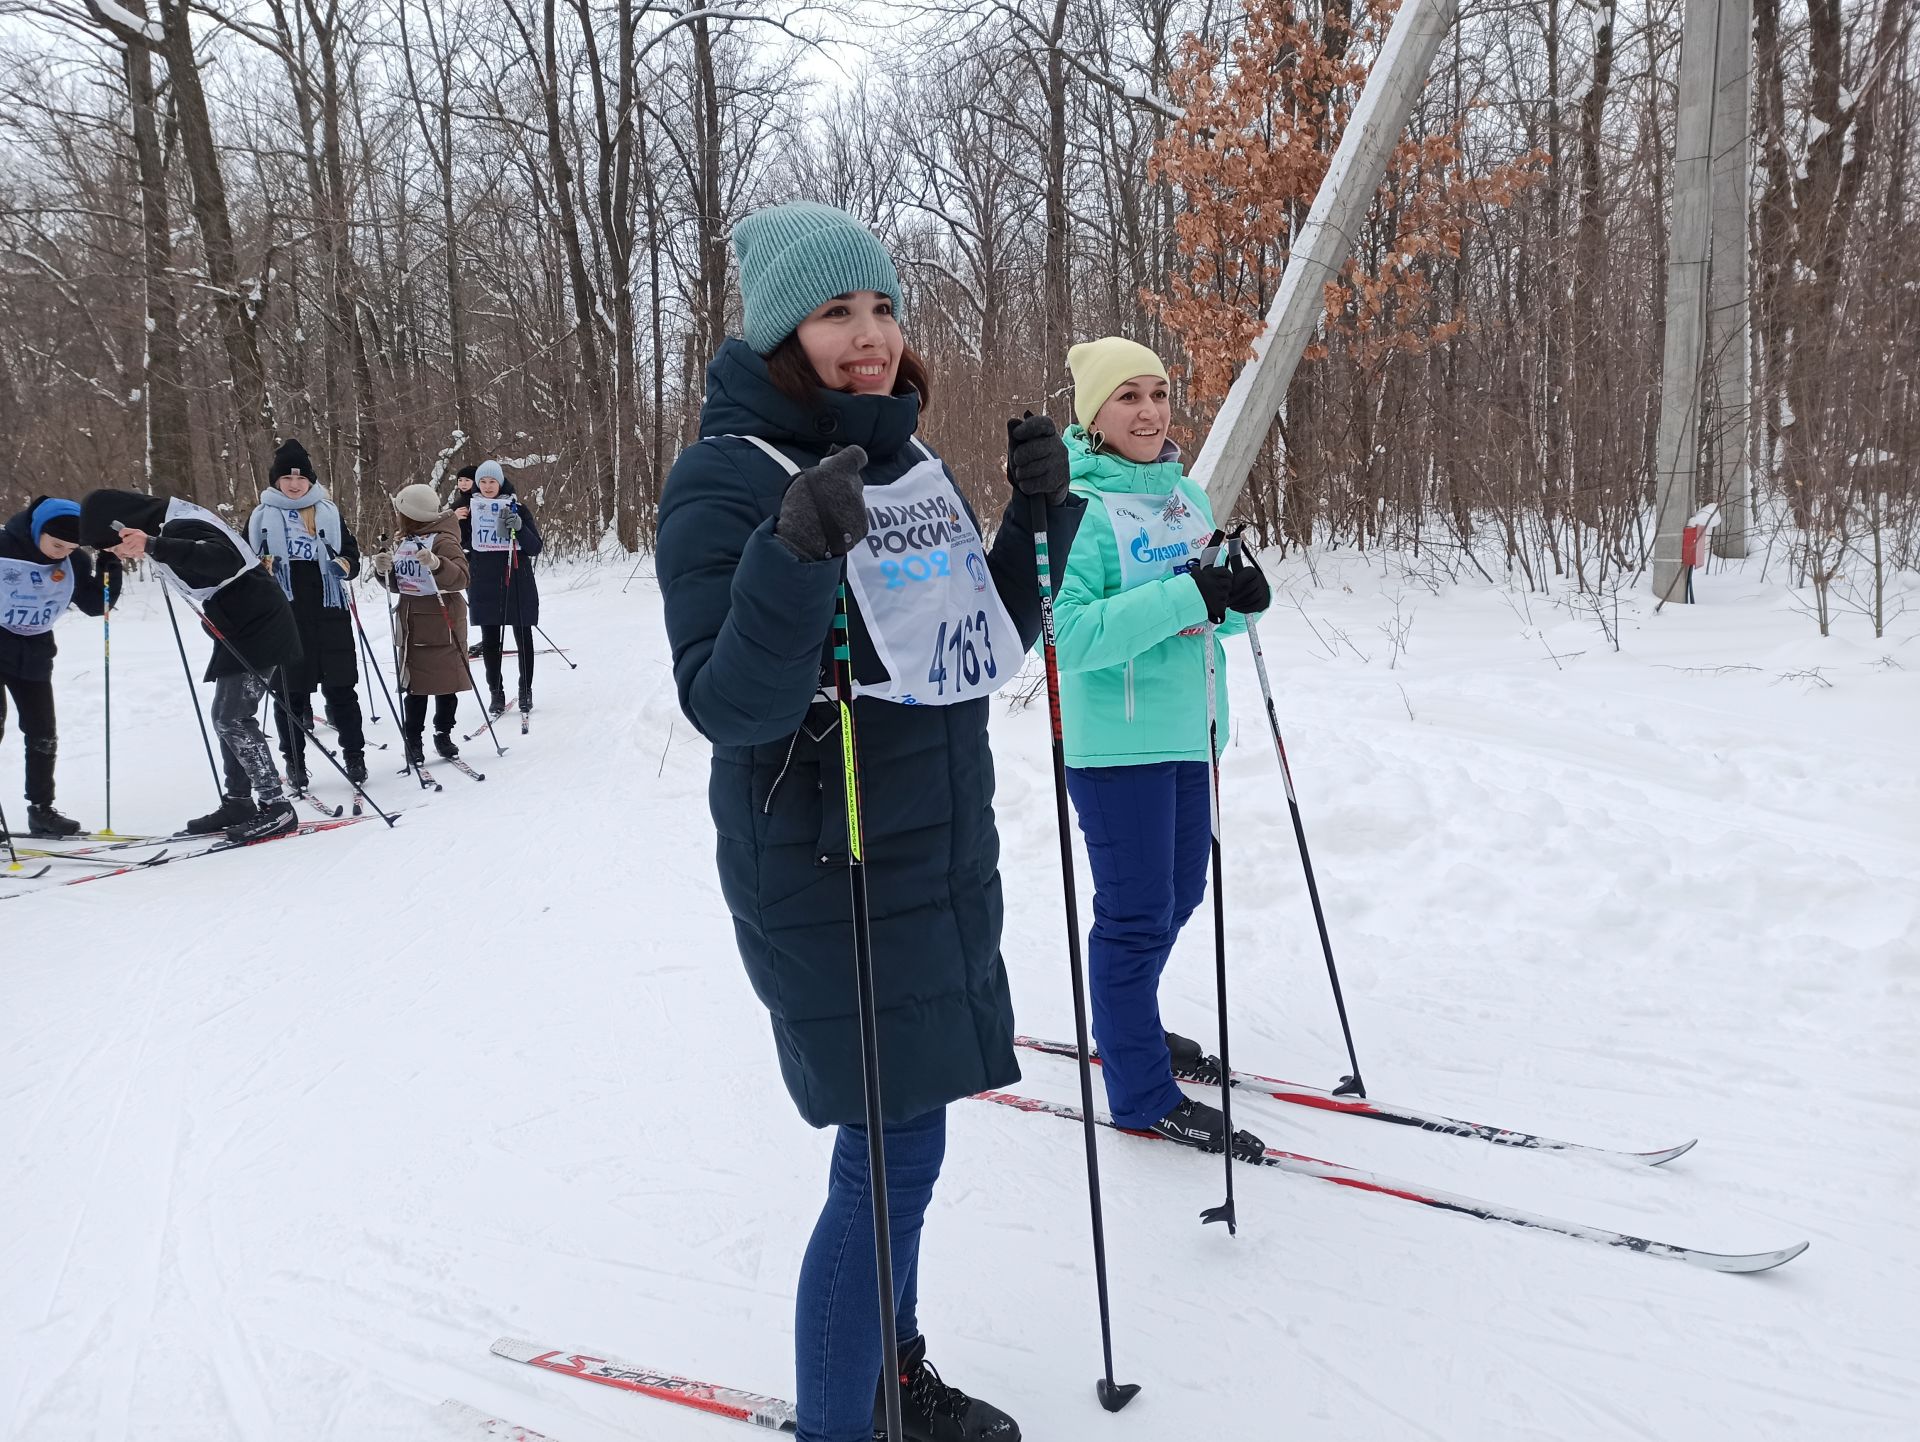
left=763, top=729, right=803, bottom=814
left=1125, top=660, right=1135, bottom=722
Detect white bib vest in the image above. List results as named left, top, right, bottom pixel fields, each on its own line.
left=1099, top=487, right=1208, bottom=592
left=0, top=555, right=76, bottom=637
left=393, top=535, right=441, bottom=597
left=156, top=497, right=261, bottom=603
left=470, top=497, right=513, bottom=553
left=732, top=435, right=1018, bottom=707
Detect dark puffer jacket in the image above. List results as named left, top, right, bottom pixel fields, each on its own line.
left=246, top=495, right=363, bottom=693
left=466, top=482, right=544, bottom=628
left=79, top=490, right=300, bottom=680
left=657, top=339, right=1083, bottom=1128
left=0, top=499, right=112, bottom=682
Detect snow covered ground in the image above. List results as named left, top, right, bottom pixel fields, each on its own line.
left=4, top=550, right=1916, bottom=1442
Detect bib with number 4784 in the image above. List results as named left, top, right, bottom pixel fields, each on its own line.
left=733, top=436, right=1019, bottom=707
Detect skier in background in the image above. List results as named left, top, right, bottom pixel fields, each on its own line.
left=465, top=459, right=543, bottom=718
left=371, top=483, right=471, bottom=767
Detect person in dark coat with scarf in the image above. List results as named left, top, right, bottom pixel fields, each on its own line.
left=657, top=201, right=1079, bottom=1442
left=81, top=488, right=303, bottom=843
left=246, top=439, right=368, bottom=786
left=464, top=459, right=543, bottom=717
left=0, top=497, right=118, bottom=836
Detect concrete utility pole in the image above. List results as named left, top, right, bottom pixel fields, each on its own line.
left=1651, top=0, right=1727, bottom=600
left=1707, top=0, right=1754, bottom=558
left=1193, top=0, right=1460, bottom=521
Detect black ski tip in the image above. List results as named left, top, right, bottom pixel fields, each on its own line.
left=1333, top=1074, right=1366, bottom=1099
left=1096, top=1380, right=1142, bottom=1413
left=1200, top=1198, right=1237, bottom=1233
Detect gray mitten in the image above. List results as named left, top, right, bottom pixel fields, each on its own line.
left=774, top=445, right=870, bottom=561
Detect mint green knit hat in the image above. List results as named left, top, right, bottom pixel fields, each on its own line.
left=733, top=202, right=903, bottom=355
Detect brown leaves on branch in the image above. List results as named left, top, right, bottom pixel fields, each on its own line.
left=1146, top=0, right=1545, bottom=423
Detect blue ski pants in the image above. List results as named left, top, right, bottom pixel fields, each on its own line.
left=794, top=1106, right=946, bottom=1441
left=1065, top=760, right=1213, bottom=1128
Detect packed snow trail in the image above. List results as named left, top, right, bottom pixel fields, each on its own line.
left=2, top=557, right=1916, bottom=1441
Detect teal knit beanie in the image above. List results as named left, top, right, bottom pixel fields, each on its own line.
left=733, top=202, right=903, bottom=355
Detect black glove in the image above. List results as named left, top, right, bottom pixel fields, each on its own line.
left=1189, top=563, right=1234, bottom=625
left=1006, top=413, right=1070, bottom=504
left=1227, top=552, right=1270, bottom=614
left=774, top=445, right=870, bottom=561
left=95, top=551, right=125, bottom=592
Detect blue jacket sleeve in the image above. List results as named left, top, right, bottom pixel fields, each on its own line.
left=658, top=442, right=843, bottom=747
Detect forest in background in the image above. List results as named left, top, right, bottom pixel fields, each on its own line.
left=0, top=0, right=1913, bottom=620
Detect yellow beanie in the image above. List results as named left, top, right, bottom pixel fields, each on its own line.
left=1068, top=337, right=1170, bottom=432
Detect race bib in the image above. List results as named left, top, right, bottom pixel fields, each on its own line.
left=393, top=537, right=441, bottom=597
left=157, top=497, right=261, bottom=603
left=470, top=497, right=513, bottom=553
left=732, top=437, right=1019, bottom=707
left=1101, top=488, right=1208, bottom=592
left=279, top=512, right=320, bottom=563
left=0, top=555, right=76, bottom=636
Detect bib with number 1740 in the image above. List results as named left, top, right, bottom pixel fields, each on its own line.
left=732, top=436, right=1018, bottom=707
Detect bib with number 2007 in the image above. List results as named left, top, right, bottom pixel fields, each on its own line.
left=732, top=435, right=1018, bottom=707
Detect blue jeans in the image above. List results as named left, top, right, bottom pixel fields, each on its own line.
left=1065, top=761, right=1213, bottom=1127
left=795, top=1107, right=947, bottom=1442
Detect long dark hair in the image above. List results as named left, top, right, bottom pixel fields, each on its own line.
left=763, top=333, right=932, bottom=413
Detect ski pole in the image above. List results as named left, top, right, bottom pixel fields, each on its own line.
left=0, top=797, right=22, bottom=871
left=1239, top=537, right=1367, bottom=1098
left=348, top=582, right=399, bottom=728
left=1199, top=531, right=1240, bottom=1235
left=326, top=543, right=384, bottom=725
left=533, top=624, right=576, bottom=669
left=101, top=565, right=117, bottom=836
left=160, top=584, right=225, bottom=801
left=383, top=570, right=431, bottom=789
left=830, top=578, right=904, bottom=1442
left=1027, top=485, right=1140, bottom=1413
left=436, top=590, right=505, bottom=757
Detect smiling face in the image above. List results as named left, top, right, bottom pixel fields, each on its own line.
left=794, top=291, right=902, bottom=395
left=1092, top=375, right=1173, bottom=464
left=276, top=471, right=312, bottom=500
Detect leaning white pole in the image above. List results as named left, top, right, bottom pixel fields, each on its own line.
left=1194, top=0, right=1460, bottom=522
left=1650, top=0, right=1723, bottom=600
left=1707, top=0, right=1753, bottom=559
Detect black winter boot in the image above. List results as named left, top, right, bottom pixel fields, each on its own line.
left=224, top=797, right=298, bottom=845
left=1149, top=1098, right=1266, bottom=1163
left=433, top=731, right=460, bottom=759
left=1164, top=1030, right=1225, bottom=1086
left=345, top=751, right=369, bottom=785
left=488, top=687, right=508, bottom=719
left=27, top=804, right=83, bottom=838
left=403, top=735, right=426, bottom=768
left=187, top=795, right=256, bottom=835
left=874, top=1335, right=1019, bottom=1442
left=517, top=679, right=534, bottom=714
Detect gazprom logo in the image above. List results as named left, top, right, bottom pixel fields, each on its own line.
left=1130, top=528, right=1190, bottom=565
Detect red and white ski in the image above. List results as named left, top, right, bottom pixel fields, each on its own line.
left=490, top=1338, right=796, bottom=1431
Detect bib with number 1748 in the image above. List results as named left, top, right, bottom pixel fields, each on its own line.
left=732, top=436, right=1019, bottom=707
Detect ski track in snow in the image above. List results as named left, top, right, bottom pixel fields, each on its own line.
left=3, top=556, right=1916, bottom=1441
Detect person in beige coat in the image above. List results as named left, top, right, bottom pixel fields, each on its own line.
left=372, top=483, right=472, bottom=765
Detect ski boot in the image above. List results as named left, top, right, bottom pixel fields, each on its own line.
left=1149, top=1098, right=1265, bottom=1163
left=345, top=751, right=368, bottom=785
left=187, top=794, right=257, bottom=835
left=488, top=686, right=508, bottom=720
left=26, top=804, right=83, bottom=839
left=403, top=735, right=426, bottom=769
left=874, top=1335, right=1020, bottom=1441
left=433, top=731, right=460, bottom=759
left=517, top=680, right=534, bottom=715
left=1165, top=1030, right=1225, bottom=1087
left=225, top=797, right=298, bottom=845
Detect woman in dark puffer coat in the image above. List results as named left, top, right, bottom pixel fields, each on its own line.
left=657, top=202, right=1079, bottom=1442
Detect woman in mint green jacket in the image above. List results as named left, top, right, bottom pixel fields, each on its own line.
left=1053, top=337, right=1270, bottom=1159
